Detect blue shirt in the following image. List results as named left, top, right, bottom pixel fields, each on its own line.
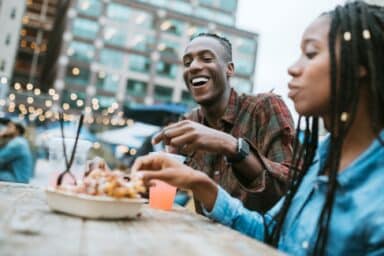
left=0, top=136, right=33, bottom=183
left=205, top=132, right=384, bottom=255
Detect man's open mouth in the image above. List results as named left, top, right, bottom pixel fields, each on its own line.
left=190, top=76, right=209, bottom=87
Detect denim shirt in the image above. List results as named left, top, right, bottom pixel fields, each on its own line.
left=0, top=136, right=33, bottom=183
left=205, top=132, right=384, bottom=255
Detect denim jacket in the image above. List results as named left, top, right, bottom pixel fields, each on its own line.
left=0, top=136, right=33, bottom=183
left=204, top=132, right=384, bottom=255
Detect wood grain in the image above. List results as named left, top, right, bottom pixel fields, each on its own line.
left=0, top=182, right=283, bottom=256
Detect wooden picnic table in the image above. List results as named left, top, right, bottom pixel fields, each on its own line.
left=0, top=182, right=282, bottom=256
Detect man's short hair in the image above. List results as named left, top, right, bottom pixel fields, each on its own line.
left=191, top=33, right=233, bottom=63
left=13, top=122, right=25, bottom=135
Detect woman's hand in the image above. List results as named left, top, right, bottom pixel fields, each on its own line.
left=131, top=153, right=218, bottom=211
left=131, top=153, right=201, bottom=190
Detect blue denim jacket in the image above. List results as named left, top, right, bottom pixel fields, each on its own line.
left=205, top=132, right=384, bottom=255
left=0, top=136, right=33, bottom=183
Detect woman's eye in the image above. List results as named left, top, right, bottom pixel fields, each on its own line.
left=306, top=52, right=317, bottom=59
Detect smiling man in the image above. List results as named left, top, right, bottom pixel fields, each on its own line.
left=152, top=33, right=295, bottom=213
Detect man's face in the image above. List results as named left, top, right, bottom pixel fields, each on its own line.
left=182, top=37, right=233, bottom=107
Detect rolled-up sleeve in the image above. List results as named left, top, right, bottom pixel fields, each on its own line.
left=235, top=94, right=294, bottom=193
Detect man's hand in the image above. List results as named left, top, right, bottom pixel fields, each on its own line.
left=152, top=120, right=237, bottom=156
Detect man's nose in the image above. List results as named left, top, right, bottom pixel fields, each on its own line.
left=189, top=59, right=203, bottom=71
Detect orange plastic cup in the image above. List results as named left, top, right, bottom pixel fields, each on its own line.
left=149, top=180, right=177, bottom=211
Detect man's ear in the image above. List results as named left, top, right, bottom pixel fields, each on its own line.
left=226, top=62, right=235, bottom=77
left=359, top=65, right=367, bottom=78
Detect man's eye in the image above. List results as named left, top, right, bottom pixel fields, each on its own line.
left=183, top=61, right=191, bottom=67
left=202, top=57, right=213, bottom=62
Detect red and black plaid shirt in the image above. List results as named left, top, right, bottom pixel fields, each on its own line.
left=183, top=88, right=295, bottom=213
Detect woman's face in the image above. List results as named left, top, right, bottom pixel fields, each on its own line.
left=288, top=15, right=332, bottom=117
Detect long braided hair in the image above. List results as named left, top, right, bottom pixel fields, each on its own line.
left=265, top=1, right=384, bottom=254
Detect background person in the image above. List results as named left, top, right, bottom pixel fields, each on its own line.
left=0, top=119, right=33, bottom=183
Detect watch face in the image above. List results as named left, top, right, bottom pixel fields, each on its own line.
left=227, top=138, right=250, bottom=163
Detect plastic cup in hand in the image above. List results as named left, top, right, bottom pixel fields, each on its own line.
left=149, top=180, right=177, bottom=211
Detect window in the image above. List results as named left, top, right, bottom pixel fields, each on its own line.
left=195, top=7, right=234, bottom=26
left=104, top=27, right=126, bottom=47
left=237, top=38, right=256, bottom=55
left=129, top=54, right=150, bottom=73
left=126, top=79, right=147, bottom=98
left=161, top=19, right=186, bottom=36
left=235, top=55, right=254, bottom=76
left=181, top=91, right=196, bottom=108
left=132, top=10, right=154, bottom=30
left=10, top=8, right=16, bottom=19
left=97, top=95, right=115, bottom=109
left=107, top=3, right=131, bottom=22
left=65, top=65, right=90, bottom=86
left=231, top=77, right=252, bottom=94
left=199, top=0, right=215, bottom=6
left=77, top=0, right=102, bottom=17
left=168, top=1, right=192, bottom=15
left=218, top=0, right=237, bottom=12
left=68, top=41, right=94, bottom=63
left=154, top=85, right=173, bottom=103
left=156, top=61, right=178, bottom=79
left=72, top=18, right=99, bottom=40
left=100, top=49, right=124, bottom=69
left=0, top=60, right=5, bottom=71
left=158, top=39, right=179, bottom=59
left=4, top=34, right=10, bottom=45
left=129, top=34, right=155, bottom=52
left=96, top=73, right=119, bottom=92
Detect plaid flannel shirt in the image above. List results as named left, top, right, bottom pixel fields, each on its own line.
left=183, top=88, right=295, bottom=213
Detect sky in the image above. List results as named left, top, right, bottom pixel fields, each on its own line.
left=236, top=0, right=344, bottom=119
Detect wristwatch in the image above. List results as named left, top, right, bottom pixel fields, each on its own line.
left=226, top=138, right=250, bottom=164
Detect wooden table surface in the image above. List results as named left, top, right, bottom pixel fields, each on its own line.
left=0, top=182, right=282, bottom=256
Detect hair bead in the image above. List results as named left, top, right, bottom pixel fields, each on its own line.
left=343, top=31, right=352, bottom=41
left=362, top=29, right=371, bottom=39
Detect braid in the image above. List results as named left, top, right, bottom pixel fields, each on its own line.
left=266, top=116, right=319, bottom=246
left=191, top=33, right=233, bottom=62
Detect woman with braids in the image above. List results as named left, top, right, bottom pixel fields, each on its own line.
left=132, top=1, right=384, bottom=255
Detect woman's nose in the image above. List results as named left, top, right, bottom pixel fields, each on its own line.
left=288, top=62, right=301, bottom=77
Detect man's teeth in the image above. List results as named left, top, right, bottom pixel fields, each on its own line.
left=191, top=77, right=209, bottom=86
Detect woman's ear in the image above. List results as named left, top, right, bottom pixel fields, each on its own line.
left=359, top=66, right=367, bottom=78
left=226, top=62, right=235, bottom=77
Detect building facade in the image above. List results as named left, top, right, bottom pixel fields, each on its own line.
left=55, top=0, right=257, bottom=110
left=8, top=0, right=258, bottom=117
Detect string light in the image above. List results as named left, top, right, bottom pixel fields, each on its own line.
left=70, top=93, right=78, bottom=100
left=14, top=82, right=22, bottom=90
left=34, top=88, right=41, bottom=95
left=27, top=97, right=34, bottom=104
left=45, top=100, right=53, bottom=107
